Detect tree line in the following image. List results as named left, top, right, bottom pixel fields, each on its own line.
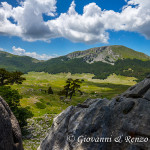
left=1, top=55, right=150, bottom=81
left=0, top=68, right=26, bottom=86
left=35, top=58, right=150, bottom=81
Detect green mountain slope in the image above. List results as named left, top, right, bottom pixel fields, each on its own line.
left=0, top=45, right=150, bottom=81
left=0, top=51, right=40, bottom=72
left=111, top=45, right=150, bottom=60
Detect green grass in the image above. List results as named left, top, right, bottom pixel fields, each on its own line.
left=111, top=45, right=150, bottom=61
left=11, top=72, right=137, bottom=117
left=10, top=72, right=137, bottom=149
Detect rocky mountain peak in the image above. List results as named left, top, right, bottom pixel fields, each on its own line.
left=66, top=45, right=150, bottom=65
left=67, top=46, right=119, bottom=64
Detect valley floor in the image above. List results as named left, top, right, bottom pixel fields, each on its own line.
left=11, top=72, right=137, bottom=150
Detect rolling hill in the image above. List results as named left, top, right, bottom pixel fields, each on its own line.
left=0, top=51, right=40, bottom=72
left=0, top=45, right=150, bottom=81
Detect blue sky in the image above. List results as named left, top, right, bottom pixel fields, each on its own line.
left=0, top=0, right=150, bottom=59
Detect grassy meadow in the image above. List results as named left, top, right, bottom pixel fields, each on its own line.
left=11, top=72, right=137, bottom=149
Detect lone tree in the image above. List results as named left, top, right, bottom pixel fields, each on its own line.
left=48, top=86, right=54, bottom=94
left=62, top=78, right=83, bottom=100
left=0, top=69, right=25, bottom=86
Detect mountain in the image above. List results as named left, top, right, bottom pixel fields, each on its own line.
left=66, top=45, right=150, bottom=64
left=0, top=45, right=150, bottom=81
left=34, top=45, right=150, bottom=81
left=0, top=51, right=40, bottom=72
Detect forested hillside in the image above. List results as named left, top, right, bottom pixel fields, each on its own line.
left=0, top=46, right=150, bottom=81
left=0, top=51, right=40, bottom=72
left=35, top=58, right=150, bottom=81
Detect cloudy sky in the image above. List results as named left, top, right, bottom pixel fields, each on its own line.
left=0, top=0, right=150, bottom=60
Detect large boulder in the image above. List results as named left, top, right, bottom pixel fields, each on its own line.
left=38, top=77, right=150, bottom=150
left=0, top=96, right=24, bottom=150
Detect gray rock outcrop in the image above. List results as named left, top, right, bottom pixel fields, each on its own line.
left=0, top=96, right=24, bottom=150
left=66, top=46, right=119, bottom=65
left=38, top=77, right=150, bottom=150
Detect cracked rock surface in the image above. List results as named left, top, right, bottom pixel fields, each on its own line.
left=0, top=96, right=23, bottom=150
left=38, top=77, right=150, bottom=150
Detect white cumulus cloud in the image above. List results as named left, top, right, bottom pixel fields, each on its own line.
left=48, top=2, right=109, bottom=43
left=0, top=48, right=4, bottom=51
left=0, top=0, right=150, bottom=43
left=12, top=46, right=57, bottom=60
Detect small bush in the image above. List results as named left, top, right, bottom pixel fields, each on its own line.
left=46, top=102, right=52, bottom=106
left=48, top=86, right=53, bottom=94
left=39, top=98, right=44, bottom=103
left=35, top=102, right=46, bottom=109
left=35, top=118, right=43, bottom=122
left=15, top=106, right=33, bottom=127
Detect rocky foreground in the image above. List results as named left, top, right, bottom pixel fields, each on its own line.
left=0, top=97, right=23, bottom=150
left=38, top=76, right=150, bottom=150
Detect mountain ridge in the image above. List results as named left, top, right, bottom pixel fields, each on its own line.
left=0, top=50, right=40, bottom=72
left=0, top=45, right=149, bottom=64
left=66, top=45, right=150, bottom=64
left=0, top=51, right=40, bottom=62
left=0, top=45, right=150, bottom=81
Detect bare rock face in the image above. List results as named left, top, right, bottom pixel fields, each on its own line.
left=38, top=77, right=150, bottom=150
left=66, top=46, right=119, bottom=65
left=0, top=96, right=24, bottom=150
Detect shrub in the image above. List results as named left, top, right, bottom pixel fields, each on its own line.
left=0, top=86, right=21, bottom=111
left=15, top=106, right=33, bottom=127
left=0, top=86, right=33, bottom=128
left=48, top=86, right=53, bottom=94
left=35, top=102, right=46, bottom=109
